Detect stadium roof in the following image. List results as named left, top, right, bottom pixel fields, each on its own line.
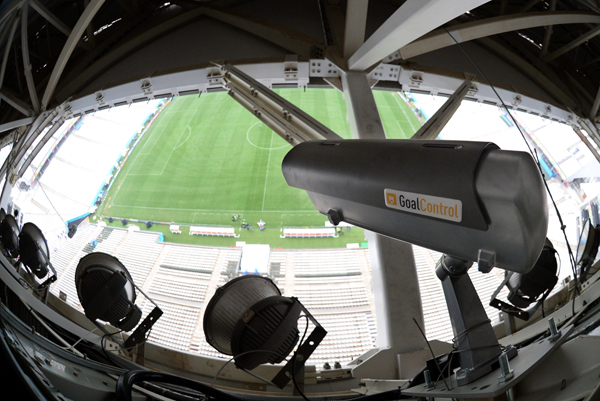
left=0, top=0, right=599, bottom=137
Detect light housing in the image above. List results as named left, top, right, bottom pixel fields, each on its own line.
left=203, top=275, right=325, bottom=388
left=0, top=214, right=20, bottom=257
left=75, top=252, right=142, bottom=332
left=19, top=223, right=51, bottom=279
left=490, top=238, right=558, bottom=320
left=75, top=252, right=163, bottom=349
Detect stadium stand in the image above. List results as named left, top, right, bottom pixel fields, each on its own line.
left=268, top=251, right=287, bottom=287
left=49, top=224, right=511, bottom=364
left=293, top=285, right=370, bottom=310
left=50, top=225, right=96, bottom=308
left=51, top=224, right=95, bottom=277
left=141, top=299, right=201, bottom=352
left=149, top=276, right=209, bottom=304
left=306, top=313, right=375, bottom=365
left=17, top=102, right=162, bottom=249
left=92, top=226, right=127, bottom=255
left=161, top=244, right=220, bottom=273
left=114, top=231, right=164, bottom=286
left=294, top=249, right=362, bottom=276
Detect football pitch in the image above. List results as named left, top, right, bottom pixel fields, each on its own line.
left=95, top=89, right=422, bottom=248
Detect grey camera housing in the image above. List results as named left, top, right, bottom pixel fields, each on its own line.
left=282, top=140, right=548, bottom=274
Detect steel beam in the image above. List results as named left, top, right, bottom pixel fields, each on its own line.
left=55, top=6, right=205, bottom=102
left=0, top=111, right=54, bottom=179
left=0, top=88, right=34, bottom=116
left=477, top=36, right=579, bottom=111
left=543, top=24, right=600, bottom=63
left=540, top=0, right=557, bottom=58
left=11, top=110, right=57, bottom=171
left=582, top=55, right=600, bottom=68
left=41, top=0, right=105, bottom=111
left=0, top=117, right=35, bottom=134
left=572, top=124, right=600, bottom=164
left=338, top=70, right=426, bottom=381
left=30, top=0, right=71, bottom=37
left=17, top=117, right=64, bottom=177
left=221, top=64, right=342, bottom=144
left=399, top=11, right=600, bottom=60
left=592, top=85, right=600, bottom=121
left=347, top=0, right=491, bottom=71
left=411, top=77, right=473, bottom=140
left=518, top=0, right=541, bottom=13
left=579, top=118, right=600, bottom=152
left=0, top=0, right=23, bottom=27
left=0, top=12, right=19, bottom=90
left=0, top=130, right=17, bottom=149
left=343, top=0, right=369, bottom=59
left=340, top=71, right=385, bottom=139
left=21, top=0, right=40, bottom=113
left=83, top=0, right=96, bottom=49
left=199, top=6, right=320, bottom=58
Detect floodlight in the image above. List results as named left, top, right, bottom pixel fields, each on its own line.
left=0, top=208, right=6, bottom=242
left=0, top=214, right=20, bottom=257
left=203, top=275, right=326, bottom=388
left=75, top=252, right=162, bottom=348
left=18, top=223, right=57, bottom=286
left=490, top=238, right=558, bottom=320
left=576, top=219, right=600, bottom=281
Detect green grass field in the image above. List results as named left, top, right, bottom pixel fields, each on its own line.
left=93, top=89, right=421, bottom=248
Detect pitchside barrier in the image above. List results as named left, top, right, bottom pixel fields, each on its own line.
left=281, top=228, right=337, bottom=238
left=189, top=225, right=238, bottom=237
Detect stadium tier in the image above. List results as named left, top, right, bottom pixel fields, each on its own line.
left=49, top=224, right=511, bottom=366
left=16, top=102, right=163, bottom=237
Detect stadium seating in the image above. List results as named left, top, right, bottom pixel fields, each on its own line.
left=50, top=224, right=511, bottom=365
left=162, top=244, right=220, bottom=273
left=141, top=299, right=201, bottom=352
left=114, top=231, right=164, bottom=286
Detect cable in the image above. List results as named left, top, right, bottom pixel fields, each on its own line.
left=443, top=26, right=580, bottom=315
left=291, top=315, right=311, bottom=401
left=412, top=317, right=451, bottom=390
left=451, top=319, right=491, bottom=350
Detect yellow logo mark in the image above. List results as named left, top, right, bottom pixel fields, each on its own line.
left=386, top=193, right=397, bottom=206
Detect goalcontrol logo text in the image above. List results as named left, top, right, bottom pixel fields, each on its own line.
left=384, top=189, right=462, bottom=223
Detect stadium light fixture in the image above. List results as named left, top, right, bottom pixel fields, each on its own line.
left=203, top=275, right=326, bottom=389
left=75, top=252, right=162, bottom=349
left=0, top=214, right=20, bottom=258
left=18, top=223, right=57, bottom=287
left=489, top=238, right=558, bottom=320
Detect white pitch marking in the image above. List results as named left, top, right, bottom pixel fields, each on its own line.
left=261, top=132, right=275, bottom=211
left=393, top=92, right=419, bottom=134
left=246, top=122, right=288, bottom=150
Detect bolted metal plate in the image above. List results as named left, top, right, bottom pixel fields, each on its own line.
left=402, top=324, right=574, bottom=399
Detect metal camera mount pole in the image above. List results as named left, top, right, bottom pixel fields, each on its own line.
left=436, top=254, right=504, bottom=386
